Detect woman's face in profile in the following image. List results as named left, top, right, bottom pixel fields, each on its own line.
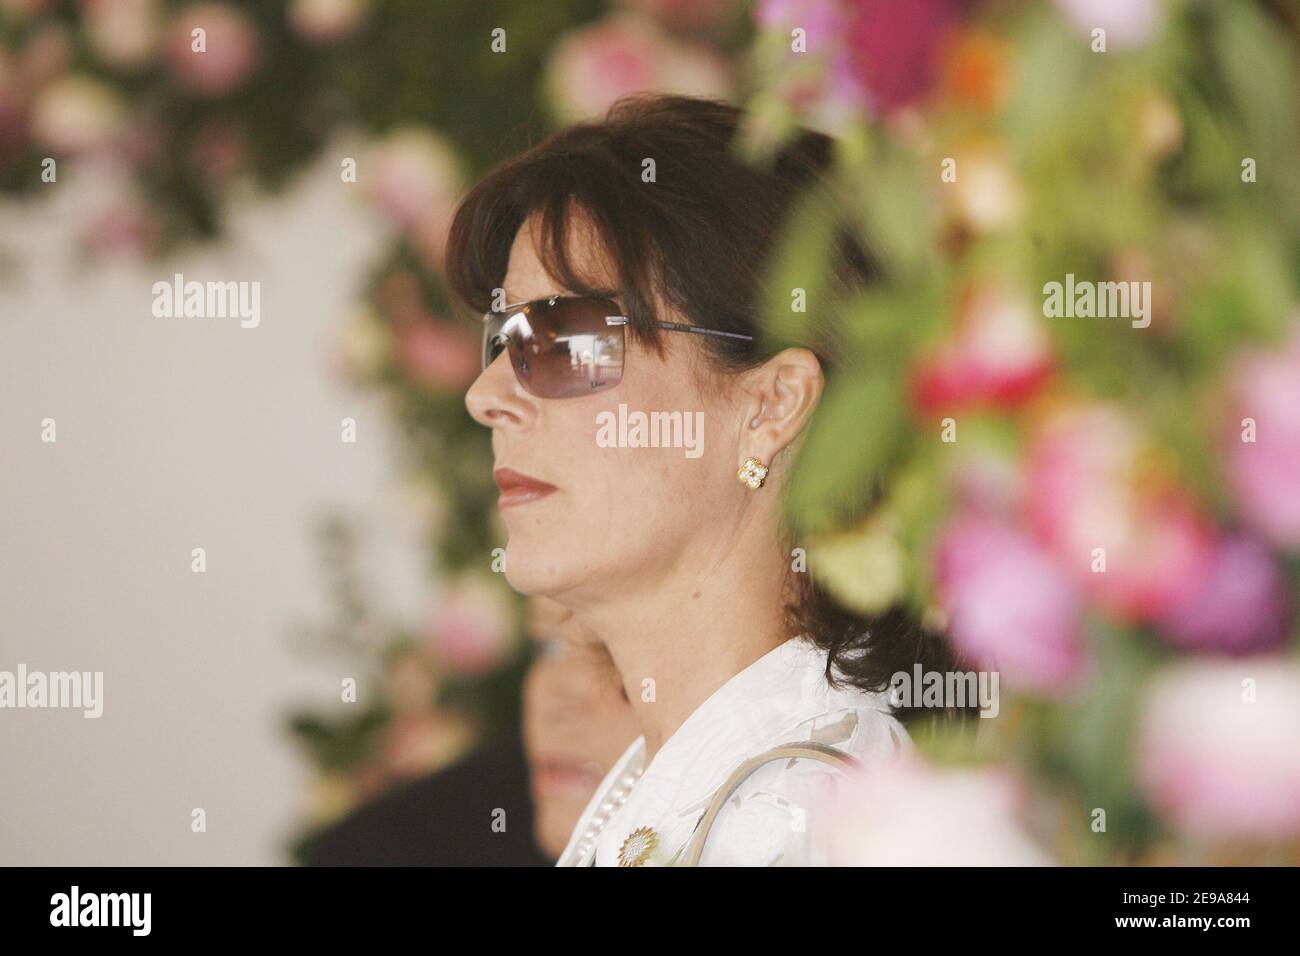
left=465, top=215, right=745, bottom=604
left=522, top=627, right=639, bottom=858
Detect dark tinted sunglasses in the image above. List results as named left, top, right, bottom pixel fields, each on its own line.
left=481, top=295, right=753, bottom=399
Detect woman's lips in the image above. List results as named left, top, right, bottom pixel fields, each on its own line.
left=493, top=467, right=558, bottom=509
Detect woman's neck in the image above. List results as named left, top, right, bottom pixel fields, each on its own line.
left=571, top=527, right=794, bottom=765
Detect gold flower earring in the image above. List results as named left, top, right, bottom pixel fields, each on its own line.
left=738, top=457, right=769, bottom=490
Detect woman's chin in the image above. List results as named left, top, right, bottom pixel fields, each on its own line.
left=501, top=542, right=573, bottom=597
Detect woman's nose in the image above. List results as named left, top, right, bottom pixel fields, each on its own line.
left=465, top=352, right=534, bottom=429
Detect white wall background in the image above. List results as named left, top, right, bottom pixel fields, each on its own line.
left=0, top=150, right=431, bottom=864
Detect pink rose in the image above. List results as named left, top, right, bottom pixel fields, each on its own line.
left=164, top=3, right=260, bottom=96
left=394, top=320, right=481, bottom=393
left=289, top=0, right=369, bottom=44
left=83, top=0, right=162, bottom=71
left=1054, top=0, right=1163, bottom=49
left=363, top=127, right=461, bottom=267
left=1157, top=535, right=1292, bottom=655
left=1027, top=405, right=1217, bottom=622
left=934, top=513, right=1086, bottom=695
left=1138, top=659, right=1300, bottom=841
left=823, top=756, right=1054, bottom=865
left=424, top=579, right=515, bottom=676
left=912, top=283, right=1052, bottom=412
left=844, top=0, right=966, bottom=115
left=544, top=15, right=732, bottom=124
left=1225, top=325, right=1300, bottom=550
left=30, top=75, right=128, bottom=154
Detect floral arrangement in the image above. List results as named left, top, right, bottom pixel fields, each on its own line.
left=4, top=0, right=1296, bottom=864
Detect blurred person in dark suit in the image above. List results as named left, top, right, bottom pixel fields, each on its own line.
left=305, top=597, right=638, bottom=865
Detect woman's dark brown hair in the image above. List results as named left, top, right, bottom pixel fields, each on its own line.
left=445, top=94, right=968, bottom=728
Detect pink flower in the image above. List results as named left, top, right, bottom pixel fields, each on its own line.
left=934, top=513, right=1086, bottom=695
left=751, top=0, right=866, bottom=134
left=30, top=75, right=128, bottom=154
left=395, top=320, right=481, bottom=393
left=823, top=756, right=1054, bottom=865
left=1054, top=0, right=1164, bottom=49
left=164, top=3, right=260, bottom=96
left=912, top=284, right=1053, bottom=412
left=844, top=0, right=966, bottom=115
left=755, top=0, right=847, bottom=44
left=82, top=0, right=163, bottom=71
left=424, top=579, right=516, bottom=676
left=1225, top=325, right=1300, bottom=550
left=289, top=0, right=369, bottom=45
left=1027, top=405, right=1217, bottom=622
left=543, top=14, right=732, bottom=124
left=362, top=127, right=461, bottom=264
left=1138, top=659, right=1300, bottom=841
left=1157, top=535, right=1292, bottom=655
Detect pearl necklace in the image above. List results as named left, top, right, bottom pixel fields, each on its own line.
left=569, top=764, right=645, bottom=864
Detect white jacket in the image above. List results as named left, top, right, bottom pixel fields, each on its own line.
left=556, top=636, right=912, bottom=866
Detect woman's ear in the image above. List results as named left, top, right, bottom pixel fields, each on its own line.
left=739, top=347, right=825, bottom=466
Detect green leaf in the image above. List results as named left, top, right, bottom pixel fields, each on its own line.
left=786, top=372, right=905, bottom=534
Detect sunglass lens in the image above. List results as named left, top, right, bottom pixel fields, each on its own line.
left=523, top=297, right=625, bottom=399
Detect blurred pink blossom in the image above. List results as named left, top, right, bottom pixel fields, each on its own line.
left=823, top=756, right=1054, bottom=865
left=1157, top=535, right=1292, bottom=655
left=424, top=579, right=515, bottom=676
left=753, top=0, right=865, bottom=133
left=375, top=270, right=480, bottom=391
left=362, top=127, right=461, bottom=266
left=164, top=3, right=260, bottom=96
left=394, top=320, right=481, bottom=393
left=30, top=74, right=128, bottom=154
left=844, top=0, right=966, bottom=114
left=1054, top=0, right=1164, bottom=49
left=1027, top=405, right=1217, bottom=623
left=289, top=0, right=369, bottom=45
left=755, top=0, right=847, bottom=43
left=543, top=14, right=732, bottom=124
left=934, top=513, right=1086, bottom=695
left=1138, top=659, right=1300, bottom=841
left=1225, top=325, right=1300, bottom=550
left=82, top=0, right=162, bottom=71
left=912, top=284, right=1053, bottom=412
